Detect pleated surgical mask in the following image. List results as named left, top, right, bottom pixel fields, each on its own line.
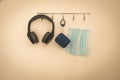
left=66, top=28, right=90, bottom=56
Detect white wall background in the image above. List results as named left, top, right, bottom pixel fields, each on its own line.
left=0, top=0, right=120, bottom=80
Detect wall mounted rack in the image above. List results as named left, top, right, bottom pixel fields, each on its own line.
left=37, top=12, right=91, bottom=21
left=37, top=12, right=90, bottom=15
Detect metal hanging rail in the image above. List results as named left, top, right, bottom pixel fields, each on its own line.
left=37, top=12, right=91, bottom=21
left=37, top=12, right=91, bottom=15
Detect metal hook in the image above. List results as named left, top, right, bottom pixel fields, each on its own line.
left=83, top=14, right=86, bottom=21
left=52, top=14, right=54, bottom=20
left=60, top=14, right=66, bottom=27
left=41, top=16, right=43, bottom=20
left=62, top=14, right=64, bottom=19
left=73, top=14, right=75, bottom=21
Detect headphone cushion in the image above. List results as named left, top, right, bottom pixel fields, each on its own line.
left=42, top=32, right=52, bottom=44
left=30, top=32, right=39, bottom=44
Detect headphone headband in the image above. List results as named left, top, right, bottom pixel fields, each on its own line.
left=28, top=14, right=54, bottom=34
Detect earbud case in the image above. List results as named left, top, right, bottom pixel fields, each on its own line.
left=55, top=33, right=70, bottom=48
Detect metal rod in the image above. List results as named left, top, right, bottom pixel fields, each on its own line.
left=37, top=12, right=91, bottom=15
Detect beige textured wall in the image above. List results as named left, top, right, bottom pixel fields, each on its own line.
left=0, top=0, right=120, bottom=80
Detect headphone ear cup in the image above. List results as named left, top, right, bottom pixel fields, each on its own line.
left=28, top=32, right=39, bottom=44
left=42, top=32, right=52, bottom=44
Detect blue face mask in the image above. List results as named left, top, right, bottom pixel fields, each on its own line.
left=66, top=28, right=90, bottom=56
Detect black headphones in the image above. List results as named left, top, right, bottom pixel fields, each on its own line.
left=27, top=14, right=55, bottom=44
